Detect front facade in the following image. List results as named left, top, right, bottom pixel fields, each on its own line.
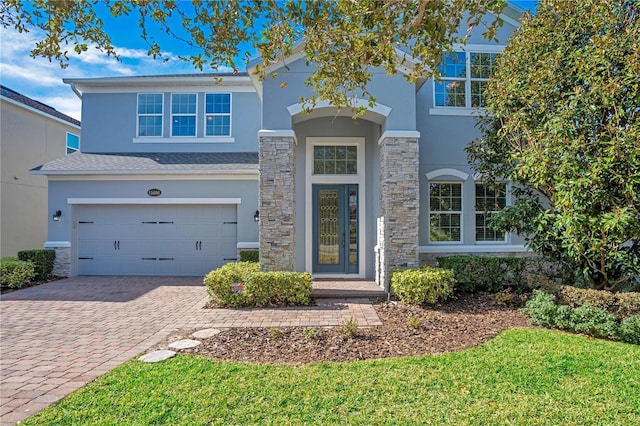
left=1, top=86, right=81, bottom=257
left=33, top=7, right=526, bottom=286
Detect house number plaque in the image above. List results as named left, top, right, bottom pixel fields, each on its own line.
left=147, top=189, right=161, bottom=197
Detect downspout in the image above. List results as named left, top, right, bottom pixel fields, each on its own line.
left=69, top=82, right=82, bottom=99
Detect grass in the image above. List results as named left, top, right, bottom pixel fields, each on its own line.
left=24, top=328, right=639, bottom=425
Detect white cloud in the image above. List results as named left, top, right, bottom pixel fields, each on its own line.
left=0, top=24, right=238, bottom=121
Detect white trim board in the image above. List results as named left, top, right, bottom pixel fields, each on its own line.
left=67, top=198, right=242, bottom=205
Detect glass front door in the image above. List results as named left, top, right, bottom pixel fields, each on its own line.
left=312, top=184, right=358, bottom=273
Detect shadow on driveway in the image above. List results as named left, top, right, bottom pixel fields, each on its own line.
left=0, top=276, right=204, bottom=303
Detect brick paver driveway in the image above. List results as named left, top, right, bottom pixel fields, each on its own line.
left=1, top=276, right=380, bottom=424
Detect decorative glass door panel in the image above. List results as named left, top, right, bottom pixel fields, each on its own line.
left=313, top=185, right=358, bottom=273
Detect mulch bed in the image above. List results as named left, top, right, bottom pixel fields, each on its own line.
left=178, top=292, right=532, bottom=365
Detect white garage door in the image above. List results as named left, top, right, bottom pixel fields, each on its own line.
left=77, top=205, right=237, bottom=276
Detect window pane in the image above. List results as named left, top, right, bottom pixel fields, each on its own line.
left=470, top=53, right=497, bottom=78
left=66, top=133, right=79, bottom=150
left=171, top=94, right=196, bottom=114
left=435, top=80, right=466, bottom=107
left=206, top=93, right=230, bottom=114
left=438, top=52, right=466, bottom=77
left=313, top=145, right=357, bottom=175
left=206, top=115, right=230, bottom=136
left=138, top=94, right=162, bottom=114
left=138, top=116, right=162, bottom=136
left=471, top=81, right=488, bottom=108
left=172, top=116, right=196, bottom=136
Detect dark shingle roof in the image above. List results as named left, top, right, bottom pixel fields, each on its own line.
left=1, top=86, right=81, bottom=126
left=31, top=152, right=259, bottom=175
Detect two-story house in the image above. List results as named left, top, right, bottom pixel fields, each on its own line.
left=1, top=86, right=81, bottom=257
left=32, top=5, right=525, bottom=288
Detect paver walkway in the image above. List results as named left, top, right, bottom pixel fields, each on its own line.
left=0, top=276, right=381, bottom=425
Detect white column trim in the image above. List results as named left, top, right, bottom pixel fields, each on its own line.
left=377, top=130, right=421, bottom=145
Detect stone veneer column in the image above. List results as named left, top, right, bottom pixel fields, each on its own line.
left=258, top=130, right=297, bottom=271
left=378, top=131, right=420, bottom=290
left=44, top=241, right=71, bottom=277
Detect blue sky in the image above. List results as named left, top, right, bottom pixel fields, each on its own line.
left=0, top=1, right=537, bottom=121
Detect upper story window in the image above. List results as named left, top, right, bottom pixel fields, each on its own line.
left=429, top=182, right=462, bottom=242
left=475, top=183, right=507, bottom=242
left=434, top=51, right=498, bottom=108
left=313, top=145, right=358, bottom=175
left=137, top=93, right=163, bottom=137
left=205, top=93, right=231, bottom=136
left=171, top=93, right=197, bottom=137
left=66, top=132, right=79, bottom=154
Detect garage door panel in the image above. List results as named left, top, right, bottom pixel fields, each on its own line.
left=77, top=205, right=237, bottom=276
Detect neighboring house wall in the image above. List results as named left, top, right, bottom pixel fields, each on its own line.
left=0, top=88, right=80, bottom=257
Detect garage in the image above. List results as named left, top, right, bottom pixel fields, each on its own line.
left=76, top=205, right=237, bottom=276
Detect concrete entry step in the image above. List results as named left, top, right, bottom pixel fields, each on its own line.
left=311, top=280, right=385, bottom=299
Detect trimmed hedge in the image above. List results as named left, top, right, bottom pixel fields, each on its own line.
left=204, top=262, right=312, bottom=307
left=0, top=257, right=36, bottom=289
left=17, top=249, right=55, bottom=280
left=437, top=255, right=529, bottom=293
left=204, top=262, right=259, bottom=307
left=245, top=271, right=312, bottom=306
left=522, top=290, right=639, bottom=345
left=239, top=250, right=259, bottom=263
left=391, top=266, right=455, bottom=305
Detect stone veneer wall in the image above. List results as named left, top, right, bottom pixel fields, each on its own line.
left=378, top=135, right=420, bottom=290
left=258, top=133, right=296, bottom=271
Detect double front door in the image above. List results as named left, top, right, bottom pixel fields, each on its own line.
left=312, top=184, right=359, bottom=273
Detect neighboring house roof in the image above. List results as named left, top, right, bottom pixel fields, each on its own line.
left=0, top=85, right=81, bottom=127
left=30, top=152, right=259, bottom=175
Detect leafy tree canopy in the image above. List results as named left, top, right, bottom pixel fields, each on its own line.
left=1, top=0, right=507, bottom=109
left=467, top=0, right=640, bottom=290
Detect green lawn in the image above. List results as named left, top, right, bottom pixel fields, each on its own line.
left=25, top=329, right=639, bottom=425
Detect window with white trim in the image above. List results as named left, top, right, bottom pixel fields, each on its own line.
left=171, top=93, right=196, bottom=137
left=434, top=52, right=498, bottom=108
left=66, top=132, right=79, bottom=154
left=475, top=182, right=507, bottom=242
left=137, top=93, right=163, bottom=137
left=429, top=182, right=462, bottom=242
left=205, top=93, right=231, bottom=136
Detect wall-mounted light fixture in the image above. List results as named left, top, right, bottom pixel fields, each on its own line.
left=52, top=210, right=62, bottom=222
left=254, top=210, right=260, bottom=222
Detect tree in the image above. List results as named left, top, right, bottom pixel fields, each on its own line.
left=467, top=0, right=640, bottom=290
left=1, top=0, right=507, bottom=110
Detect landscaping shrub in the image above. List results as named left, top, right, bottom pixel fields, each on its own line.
left=239, top=250, right=259, bottom=263
left=0, top=257, right=35, bottom=289
left=522, top=290, right=638, bottom=344
left=204, top=262, right=259, bottom=307
left=557, top=286, right=640, bottom=319
left=391, top=266, right=455, bottom=305
left=617, top=316, right=640, bottom=345
left=17, top=249, right=55, bottom=281
left=244, top=271, right=312, bottom=306
left=204, top=262, right=312, bottom=307
left=436, top=255, right=528, bottom=292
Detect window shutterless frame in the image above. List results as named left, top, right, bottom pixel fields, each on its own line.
left=205, top=93, right=232, bottom=137
left=474, top=182, right=508, bottom=243
left=428, top=181, right=463, bottom=243
left=170, top=93, right=197, bottom=137
left=136, top=93, right=163, bottom=137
